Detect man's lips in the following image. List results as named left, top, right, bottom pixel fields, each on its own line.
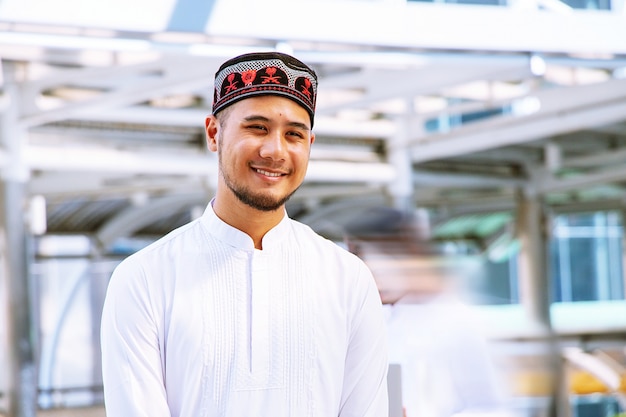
left=254, top=167, right=286, bottom=177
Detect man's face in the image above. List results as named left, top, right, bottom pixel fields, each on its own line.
left=207, top=95, right=315, bottom=212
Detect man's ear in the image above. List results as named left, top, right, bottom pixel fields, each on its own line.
left=205, top=115, right=219, bottom=152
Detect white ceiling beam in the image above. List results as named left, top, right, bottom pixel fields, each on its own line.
left=28, top=172, right=208, bottom=197
left=408, top=99, right=626, bottom=163
left=404, top=78, right=626, bottom=162
left=318, top=58, right=532, bottom=115
left=413, top=171, right=526, bottom=188
left=538, top=165, right=626, bottom=193
left=293, top=184, right=384, bottom=202
left=24, top=59, right=168, bottom=91
left=19, top=59, right=218, bottom=127
left=305, top=160, right=395, bottom=184
left=25, top=145, right=217, bottom=176
left=20, top=144, right=395, bottom=184
left=65, top=108, right=396, bottom=138
left=564, top=148, right=626, bottom=169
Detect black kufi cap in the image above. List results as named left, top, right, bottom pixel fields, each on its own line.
left=212, top=52, right=317, bottom=127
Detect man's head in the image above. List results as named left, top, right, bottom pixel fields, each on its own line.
left=206, top=52, right=317, bottom=213
left=212, top=51, right=318, bottom=128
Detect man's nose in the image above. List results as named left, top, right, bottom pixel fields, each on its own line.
left=259, top=131, right=286, bottom=159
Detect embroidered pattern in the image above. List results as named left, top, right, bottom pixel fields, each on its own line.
left=241, top=70, right=257, bottom=86
left=213, top=54, right=317, bottom=125
left=261, top=67, right=282, bottom=84
left=224, top=73, right=238, bottom=94
left=298, top=77, right=312, bottom=99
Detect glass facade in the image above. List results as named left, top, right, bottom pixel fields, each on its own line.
left=481, top=210, right=625, bottom=305
left=550, top=211, right=624, bottom=303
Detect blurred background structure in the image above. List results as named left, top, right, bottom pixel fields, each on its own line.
left=0, top=0, right=625, bottom=416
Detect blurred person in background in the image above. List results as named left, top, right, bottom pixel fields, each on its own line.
left=347, top=208, right=512, bottom=417
left=384, top=286, right=510, bottom=417
left=100, top=51, right=388, bottom=417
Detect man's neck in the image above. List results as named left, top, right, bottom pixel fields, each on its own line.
left=212, top=194, right=285, bottom=250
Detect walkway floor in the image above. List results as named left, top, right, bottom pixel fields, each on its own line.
left=1, top=406, right=105, bottom=417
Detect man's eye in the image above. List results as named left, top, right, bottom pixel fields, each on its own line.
left=249, top=125, right=266, bottom=131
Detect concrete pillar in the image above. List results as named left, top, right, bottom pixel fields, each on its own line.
left=516, top=189, right=550, bottom=328
left=387, top=109, right=416, bottom=213
left=621, top=206, right=626, bottom=297
left=516, top=188, right=569, bottom=417
left=89, top=251, right=108, bottom=404
left=0, top=62, right=37, bottom=417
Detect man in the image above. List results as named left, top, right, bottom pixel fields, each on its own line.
left=100, top=51, right=389, bottom=417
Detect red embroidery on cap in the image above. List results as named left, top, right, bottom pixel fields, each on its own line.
left=225, top=73, right=238, bottom=93
left=241, top=70, right=257, bottom=86
left=300, top=78, right=312, bottom=99
left=261, top=67, right=282, bottom=84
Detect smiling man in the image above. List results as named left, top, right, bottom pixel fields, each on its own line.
left=100, top=52, right=389, bottom=417
left=206, top=94, right=313, bottom=246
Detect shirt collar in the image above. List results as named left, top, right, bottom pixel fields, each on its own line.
left=200, top=199, right=291, bottom=251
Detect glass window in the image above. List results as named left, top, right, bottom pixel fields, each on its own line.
left=550, top=211, right=624, bottom=302
left=476, top=210, right=624, bottom=305
left=425, top=106, right=508, bottom=133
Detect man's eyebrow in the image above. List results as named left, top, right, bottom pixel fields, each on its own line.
left=243, top=115, right=270, bottom=123
left=242, top=115, right=310, bottom=131
left=287, top=121, right=311, bottom=131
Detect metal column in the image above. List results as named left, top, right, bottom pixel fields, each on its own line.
left=0, top=62, right=37, bottom=417
left=517, top=189, right=550, bottom=328
left=516, top=189, right=568, bottom=417
left=387, top=111, right=417, bottom=213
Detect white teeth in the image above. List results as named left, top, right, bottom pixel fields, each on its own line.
left=256, top=169, right=281, bottom=177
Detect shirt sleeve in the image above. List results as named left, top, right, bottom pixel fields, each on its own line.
left=100, top=257, right=172, bottom=417
left=339, top=262, right=389, bottom=417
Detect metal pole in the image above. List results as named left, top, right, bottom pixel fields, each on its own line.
left=89, top=252, right=108, bottom=405
left=387, top=110, right=417, bottom=213
left=516, top=188, right=568, bottom=417
left=517, top=189, right=550, bottom=327
left=0, top=62, right=37, bottom=417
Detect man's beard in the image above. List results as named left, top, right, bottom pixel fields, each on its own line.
left=219, top=153, right=298, bottom=212
left=228, top=179, right=297, bottom=212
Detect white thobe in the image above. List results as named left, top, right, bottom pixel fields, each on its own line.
left=101, top=202, right=388, bottom=417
